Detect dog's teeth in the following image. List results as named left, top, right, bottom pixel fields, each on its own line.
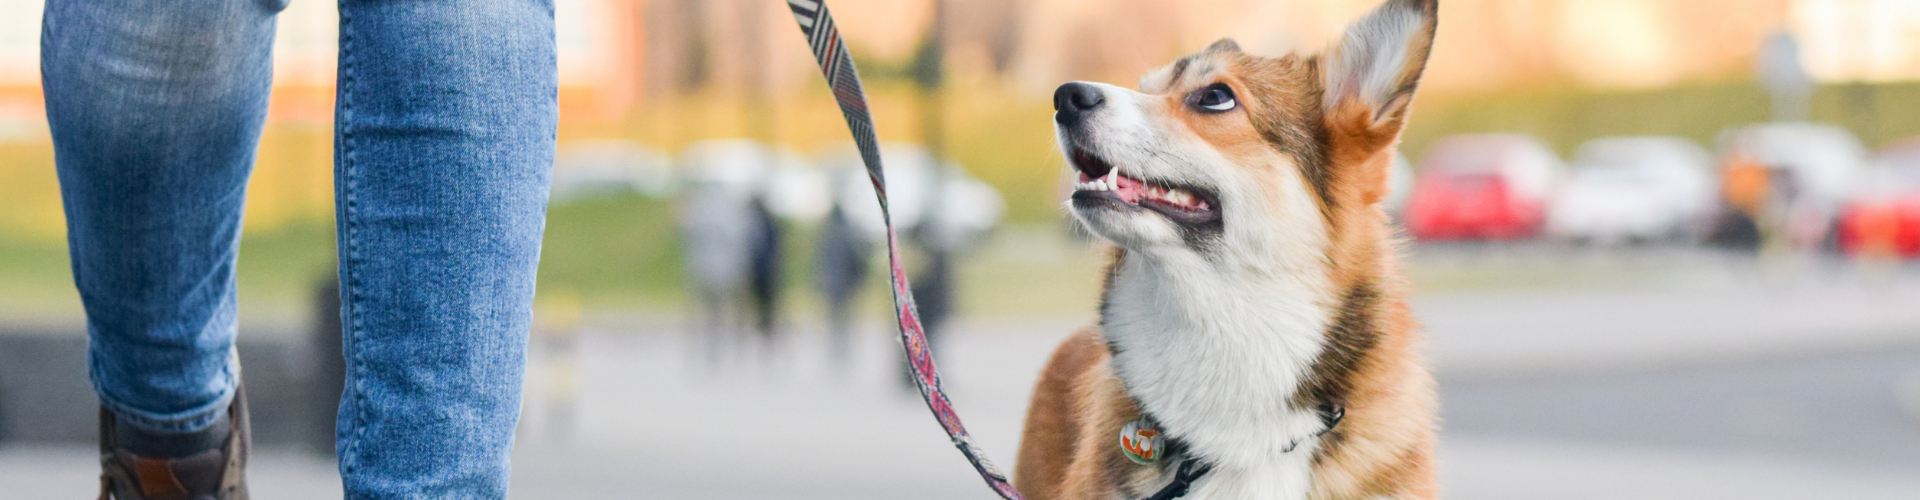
left=1168, top=190, right=1191, bottom=205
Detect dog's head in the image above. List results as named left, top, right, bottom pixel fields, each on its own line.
left=1058, top=0, right=1437, bottom=265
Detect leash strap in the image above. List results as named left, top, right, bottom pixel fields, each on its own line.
left=783, top=1, right=1024, bottom=498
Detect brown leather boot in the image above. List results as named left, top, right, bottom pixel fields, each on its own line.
left=98, top=385, right=250, bottom=500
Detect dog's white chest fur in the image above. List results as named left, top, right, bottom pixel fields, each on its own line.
left=1102, top=254, right=1337, bottom=500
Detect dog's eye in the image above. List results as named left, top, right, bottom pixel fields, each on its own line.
left=1192, top=84, right=1237, bottom=112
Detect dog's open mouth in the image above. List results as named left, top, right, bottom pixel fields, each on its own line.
left=1068, top=148, right=1220, bottom=225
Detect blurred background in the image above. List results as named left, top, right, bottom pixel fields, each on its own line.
left=5, top=0, right=1920, bottom=498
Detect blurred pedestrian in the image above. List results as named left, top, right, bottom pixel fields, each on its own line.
left=677, top=140, right=790, bottom=366
left=901, top=165, right=1003, bottom=390
left=678, top=174, right=753, bottom=367
left=746, top=196, right=784, bottom=347
left=813, top=204, right=871, bottom=369
left=1711, top=155, right=1769, bottom=251
left=42, top=0, right=556, bottom=497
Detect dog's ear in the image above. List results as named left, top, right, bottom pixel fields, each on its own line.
left=1320, top=0, right=1437, bottom=204
left=1323, top=0, right=1437, bottom=129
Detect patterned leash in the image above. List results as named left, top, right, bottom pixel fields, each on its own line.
left=784, top=1, right=1024, bottom=498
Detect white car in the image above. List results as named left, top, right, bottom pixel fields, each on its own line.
left=1548, top=137, right=1715, bottom=244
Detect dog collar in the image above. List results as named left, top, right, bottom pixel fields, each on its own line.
left=1124, top=403, right=1345, bottom=459
left=1128, top=402, right=1346, bottom=500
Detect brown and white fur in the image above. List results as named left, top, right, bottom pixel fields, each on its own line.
left=1014, top=1, right=1440, bottom=499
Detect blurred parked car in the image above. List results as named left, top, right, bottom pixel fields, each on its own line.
left=1835, top=139, right=1920, bottom=258
left=1711, top=122, right=1867, bottom=250
left=1405, top=135, right=1562, bottom=241
left=1547, top=136, right=1715, bottom=245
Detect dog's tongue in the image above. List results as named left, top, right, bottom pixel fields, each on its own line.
left=1114, top=174, right=1146, bottom=204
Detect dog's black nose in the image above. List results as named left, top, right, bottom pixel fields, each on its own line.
left=1053, top=82, right=1105, bottom=126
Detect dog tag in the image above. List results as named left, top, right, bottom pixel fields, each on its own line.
left=1118, top=418, right=1164, bottom=464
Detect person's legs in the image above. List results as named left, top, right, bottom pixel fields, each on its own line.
left=331, top=0, right=555, bottom=496
left=45, top=0, right=283, bottom=497
left=43, top=0, right=283, bottom=439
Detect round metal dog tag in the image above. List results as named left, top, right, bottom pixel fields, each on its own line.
left=1119, top=418, right=1164, bottom=464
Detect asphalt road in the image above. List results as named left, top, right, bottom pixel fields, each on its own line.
left=1444, top=344, right=1920, bottom=470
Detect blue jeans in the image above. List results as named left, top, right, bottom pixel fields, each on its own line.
left=42, top=0, right=555, bottom=496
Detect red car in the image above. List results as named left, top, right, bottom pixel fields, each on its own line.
left=1405, top=135, right=1562, bottom=241
left=1836, top=140, right=1920, bottom=258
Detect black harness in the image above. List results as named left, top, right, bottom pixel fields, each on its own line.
left=1139, top=402, right=1345, bottom=500
left=1142, top=458, right=1214, bottom=500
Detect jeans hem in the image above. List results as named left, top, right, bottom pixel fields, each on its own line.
left=93, top=362, right=238, bottom=435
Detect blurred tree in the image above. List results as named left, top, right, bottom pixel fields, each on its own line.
left=678, top=0, right=710, bottom=92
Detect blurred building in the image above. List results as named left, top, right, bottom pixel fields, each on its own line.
left=1003, top=0, right=1905, bottom=92
left=6, top=0, right=1920, bottom=129
left=0, top=0, right=43, bottom=141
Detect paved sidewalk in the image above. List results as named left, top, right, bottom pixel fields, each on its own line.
left=1440, top=436, right=1920, bottom=500
left=8, top=323, right=1918, bottom=499
left=16, top=435, right=1920, bottom=500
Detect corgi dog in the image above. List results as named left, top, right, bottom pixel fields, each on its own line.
left=1013, top=1, right=1440, bottom=499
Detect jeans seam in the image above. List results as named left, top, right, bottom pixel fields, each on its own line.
left=336, top=0, right=367, bottom=484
